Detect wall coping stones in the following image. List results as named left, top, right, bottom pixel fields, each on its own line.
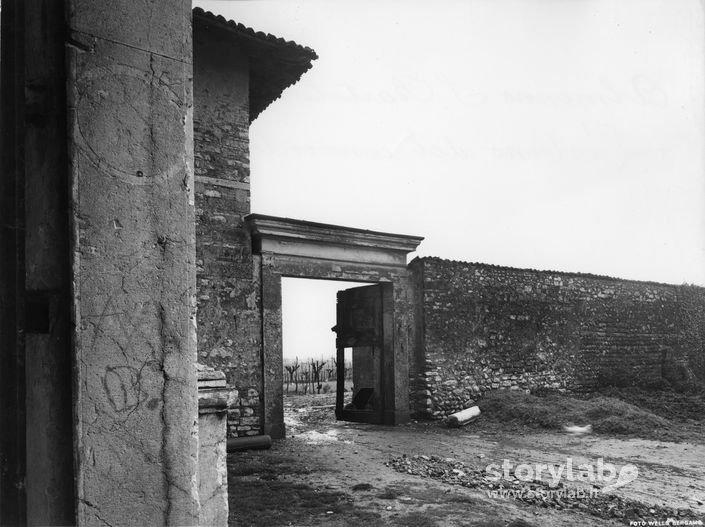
left=411, top=256, right=702, bottom=289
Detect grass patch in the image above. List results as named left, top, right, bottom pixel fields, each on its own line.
left=599, top=386, right=705, bottom=422
left=377, top=487, right=402, bottom=500
left=446, top=494, right=478, bottom=505
left=478, top=390, right=672, bottom=437
left=462, top=520, right=536, bottom=527
left=228, top=452, right=384, bottom=526
left=228, top=479, right=382, bottom=527
left=228, top=453, right=313, bottom=478
left=391, top=514, right=439, bottom=527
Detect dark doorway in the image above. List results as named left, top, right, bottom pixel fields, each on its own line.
left=334, top=282, right=394, bottom=425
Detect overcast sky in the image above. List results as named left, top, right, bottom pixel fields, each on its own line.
left=196, top=0, right=705, bottom=359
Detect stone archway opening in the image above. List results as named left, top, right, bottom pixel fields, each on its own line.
left=245, top=214, right=423, bottom=439
left=281, top=277, right=367, bottom=428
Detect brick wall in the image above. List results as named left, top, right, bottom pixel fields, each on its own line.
left=410, top=257, right=705, bottom=419
left=194, top=31, right=262, bottom=437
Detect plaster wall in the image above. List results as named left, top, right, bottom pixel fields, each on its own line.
left=67, top=2, right=199, bottom=524
left=198, top=366, right=231, bottom=527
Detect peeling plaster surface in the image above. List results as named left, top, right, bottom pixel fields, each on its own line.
left=198, top=411, right=228, bottom=526
left=67, top=2, right=198, bottom=525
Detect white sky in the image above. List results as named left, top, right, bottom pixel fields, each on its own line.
left=196, top=0, right=705, bottom=358
left=281, top=278, right=367, bottom=361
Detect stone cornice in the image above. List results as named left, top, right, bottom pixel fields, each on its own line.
left=245, top=214, right=423, bottom=267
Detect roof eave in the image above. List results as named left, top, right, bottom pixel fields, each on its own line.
left=192, top=7, right=318, bottom=122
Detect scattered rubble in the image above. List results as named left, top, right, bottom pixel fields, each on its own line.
left=385, top=454, right=698, bottom=523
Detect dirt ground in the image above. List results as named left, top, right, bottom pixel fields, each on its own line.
left=228, top=392, right=705, bottom=527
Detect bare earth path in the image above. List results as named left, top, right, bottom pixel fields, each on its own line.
left=228, top=394, right=705, bottom=527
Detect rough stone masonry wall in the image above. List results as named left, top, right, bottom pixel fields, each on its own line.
left=410, top=257, right=705, bottom=419
left=194, top=31, right=262, bottom=437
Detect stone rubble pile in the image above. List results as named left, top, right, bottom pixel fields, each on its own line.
left=385, top=454, right=694, bottom=523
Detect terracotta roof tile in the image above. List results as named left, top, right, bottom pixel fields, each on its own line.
left=193, top=7, right=318, bottom=121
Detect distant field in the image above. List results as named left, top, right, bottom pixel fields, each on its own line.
left=283, top=356, right=353, bottom=395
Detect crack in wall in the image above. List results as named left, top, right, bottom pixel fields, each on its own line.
left=79, top=498, right=115, bottom=527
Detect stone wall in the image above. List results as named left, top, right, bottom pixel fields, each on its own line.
left=194, top=27, right=263, bottom=437
left=410, top=257, right=705, bottom=419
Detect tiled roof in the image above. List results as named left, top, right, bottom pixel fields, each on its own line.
left=193, top=7, right=318, bottom=121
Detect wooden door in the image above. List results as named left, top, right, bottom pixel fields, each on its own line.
left=334, top=283, right=391, bottom=424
